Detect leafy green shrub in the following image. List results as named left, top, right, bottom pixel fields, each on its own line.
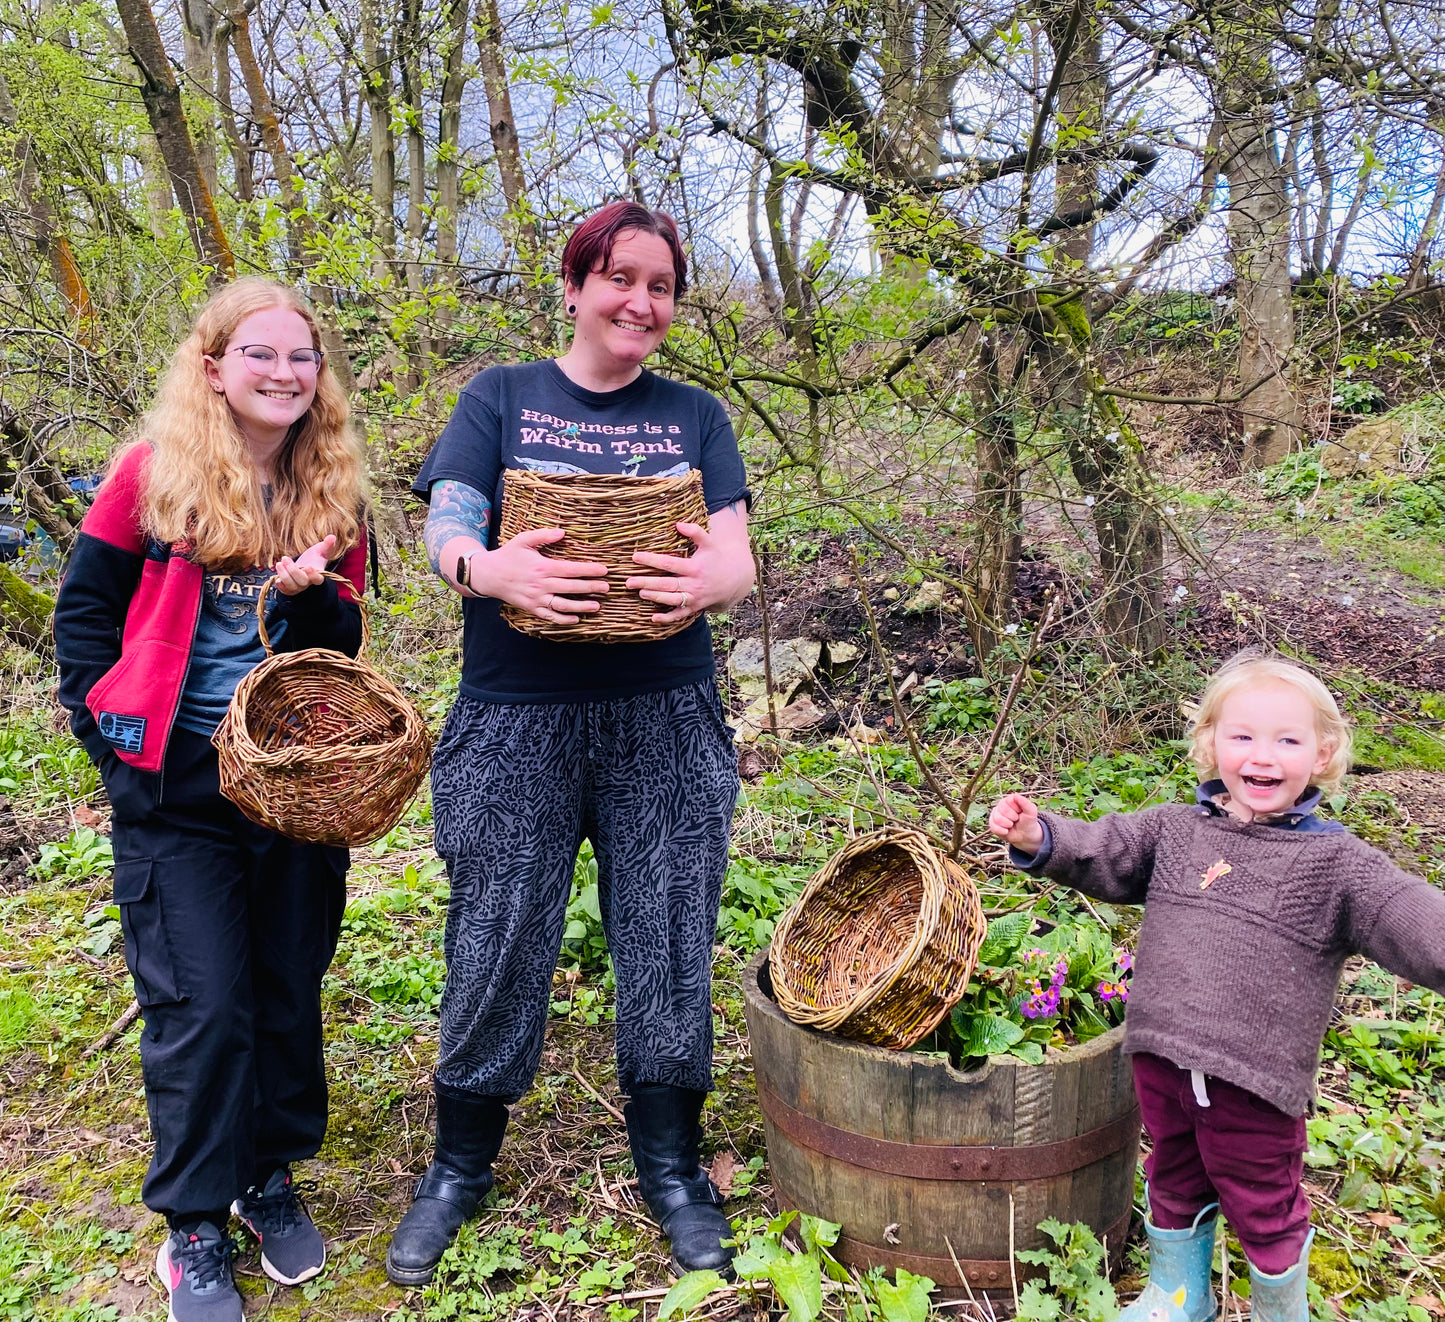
left=1258, top=448, right=1327, bottom=500
left=344, top=948, right=447, bottom=1011
left=1014, top=1219, right=1117, bottom=1321
left=561, top=843, right=608, bottom=972
left=941, top=914, right=1129, bottom=1068
left=1049, top=747, right=1194, bottom=819
left=30, top=828, right=112, bottom=883
left=716, top=856, right=810, bottom=952
left=911, top=676, right=997, bottom=734
left=1332, top=378, right=1386, bottom=414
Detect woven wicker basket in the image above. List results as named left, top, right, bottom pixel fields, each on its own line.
left=768, top=827, right=986, bottom=1049
left=213, top=571, right=433, bottom=847
left=497, top=469, right=707, bottom=643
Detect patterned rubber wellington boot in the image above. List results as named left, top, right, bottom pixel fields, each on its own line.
left=1115, top=1202, right=1219, bottom=1321
left=1246, top=1228, right=1314, bottom=1322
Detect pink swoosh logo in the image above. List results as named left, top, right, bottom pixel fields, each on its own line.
left=168, top=1255, right=184, bottom=1290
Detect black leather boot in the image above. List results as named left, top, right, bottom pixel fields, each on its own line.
left=624, top=1083, right=733, bottom=1277
left=386, top=1088, right=508, bottom=1286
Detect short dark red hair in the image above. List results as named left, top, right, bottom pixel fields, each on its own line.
left=560, top=202, right=688, bottom=296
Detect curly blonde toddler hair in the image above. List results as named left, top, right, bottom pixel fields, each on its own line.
left=1187, top=653, right=1353, bottom=794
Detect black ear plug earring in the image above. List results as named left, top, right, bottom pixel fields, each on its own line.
left=567, top=304, right=576, bottom=314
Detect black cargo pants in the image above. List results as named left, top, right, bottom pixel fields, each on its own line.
left=104, top=727, right=347, bottom=1222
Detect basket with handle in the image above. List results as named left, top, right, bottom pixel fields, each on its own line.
left=212, top=571, right=433, bottom=846
left=768, top=826, right=987, bottom=1049
left=497, top=468, right=707, bottom=643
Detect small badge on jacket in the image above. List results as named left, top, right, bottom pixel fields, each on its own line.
left=98, top=711, right=146, bottom=755
left=1200, top=859, right=1233, bottom=890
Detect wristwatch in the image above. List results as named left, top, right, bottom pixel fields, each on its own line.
left=456, top=552, right=472, bottom=589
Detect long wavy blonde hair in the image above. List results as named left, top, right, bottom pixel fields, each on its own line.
left=135, top=278, right=366, bottom=570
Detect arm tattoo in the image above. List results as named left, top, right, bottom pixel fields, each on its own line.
left=424, top=479, right=492, bottom=575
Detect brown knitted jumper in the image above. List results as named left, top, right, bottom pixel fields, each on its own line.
left=1031, top=804, right=1445, bottom=1114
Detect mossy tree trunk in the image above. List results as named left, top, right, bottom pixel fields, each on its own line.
left=0, top=564, right=54, bottom=652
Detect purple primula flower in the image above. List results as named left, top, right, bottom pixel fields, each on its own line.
left=1098, top=980, right=1130, bottom=1003
left=1022, top=958, right=1068, bottom=1019
left=1117, top=950, right=1134, bottom=973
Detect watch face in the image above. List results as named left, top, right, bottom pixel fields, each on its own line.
left=456, top=554, right=468, bottom=586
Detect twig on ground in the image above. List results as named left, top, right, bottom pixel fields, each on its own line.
left=570, top=1057, right=625, bottom=1124
left=82, top=999, right=140, bottom=1058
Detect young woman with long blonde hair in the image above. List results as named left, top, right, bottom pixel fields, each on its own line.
left=55, top=278, right=368, bottom=1322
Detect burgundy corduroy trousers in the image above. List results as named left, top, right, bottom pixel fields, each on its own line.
left=1131, top=1051, right=1312, bottom=1275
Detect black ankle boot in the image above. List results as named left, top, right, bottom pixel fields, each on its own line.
left=386, top=1089, right=508, bottom=1286
left=624, top=1083, right=733, bottom=1277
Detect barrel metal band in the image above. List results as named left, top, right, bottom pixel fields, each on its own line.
left=824, top=1207, right=1134, bottom=1291
left=759, top=1087, right=1141, bottom=1181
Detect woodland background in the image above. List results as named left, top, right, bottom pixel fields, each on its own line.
left=1, top=0, right=1445, bottom=1318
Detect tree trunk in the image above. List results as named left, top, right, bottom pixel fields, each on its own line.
left=113, top=0, right=234, bottom=283
left=180, top=0, right=219, bottom=198
left=360, top=0, right=396, bottom=281
left=1033, top=303, right=1164, bottom=655
left=434, top=0, right=470, bottom=335
left=1215, top=3, right=1302, bottom=468
left=475, top=0, right=538, bottom=277
left=0, top=563, right=53, bottom=653
left=397, top=0, right=430, bottom=374
left=215, top=29, right=255, bottom=206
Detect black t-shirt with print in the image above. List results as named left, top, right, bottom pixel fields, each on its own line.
left=412, top=360, right=750, bottom=703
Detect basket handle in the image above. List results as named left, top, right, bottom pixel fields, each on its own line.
left=255, top=569, right=370, bottom=657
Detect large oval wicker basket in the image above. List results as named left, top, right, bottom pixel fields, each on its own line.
left=213, top=572, right=433, bottom=847
left=497, top=469, right=707, bottom=643
left=769, top=827, right=987, bottom=1049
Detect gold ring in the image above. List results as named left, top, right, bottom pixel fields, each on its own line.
left=681, top=592, right=690, bottom=611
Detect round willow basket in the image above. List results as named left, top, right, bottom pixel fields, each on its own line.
left=769, top=826, right=987, bottom=1049
left=213, top=571, right=433, bottom=847
left=497, top=468, right=707, bottom=643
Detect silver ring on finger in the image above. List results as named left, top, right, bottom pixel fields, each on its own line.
left=547, top=593, right=556, bottom=612
left=681, top=592, right=690, bottom=611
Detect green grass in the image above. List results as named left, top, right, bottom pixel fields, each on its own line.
left=1317, top=517, right=1445, bottom=588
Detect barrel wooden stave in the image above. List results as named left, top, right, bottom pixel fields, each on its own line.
left=743, top=948, right=1139, bottom=1296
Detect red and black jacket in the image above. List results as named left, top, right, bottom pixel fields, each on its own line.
left=54, top=444, right=366, bottom=774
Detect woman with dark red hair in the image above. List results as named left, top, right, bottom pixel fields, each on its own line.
left=389, top=203, right=753, bottom=1285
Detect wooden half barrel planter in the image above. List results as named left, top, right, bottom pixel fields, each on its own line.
left=742, top=948, right=1141, bottom=1300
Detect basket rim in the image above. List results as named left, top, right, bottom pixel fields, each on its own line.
left=218, top=647, right=425, bottom=760
left=770, top=827, right=950, bottom=1030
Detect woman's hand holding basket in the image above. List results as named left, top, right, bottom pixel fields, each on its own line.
left=626, top=508, right=753, bottom=623
left=462, top=526, right=612, bottom=625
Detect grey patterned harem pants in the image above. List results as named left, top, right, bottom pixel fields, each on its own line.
left=429, top=680, right=740, bottom=1101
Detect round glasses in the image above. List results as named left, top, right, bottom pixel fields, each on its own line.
left=226, top=344, right=325, bottom=375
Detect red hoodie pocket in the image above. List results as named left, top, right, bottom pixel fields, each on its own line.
left=86, top=639, right=190, bottom=772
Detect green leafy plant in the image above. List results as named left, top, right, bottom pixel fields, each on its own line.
left=561, top=843, right=609, bottom=972
left=1332, top=377, right=1387, bottom=414
left=912, top=677, right=997, bottom=734
left=937, top=914, right=1129, bottom=1068
left=30, top=828, right=113, bottom=883
left=732, top=1210, right=846, bottom=1322
left=1013, top=1218, right=1117, bottom=1321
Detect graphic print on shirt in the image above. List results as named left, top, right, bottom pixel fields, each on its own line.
left=201, top=566, right=273, bottom=634
left=515, top=405, right=693, bottom=475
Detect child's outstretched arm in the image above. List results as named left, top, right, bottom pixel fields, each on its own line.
left=988, top=791, right=1172, bottom=905
left=1347, top=854, right=1445, bottom=998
